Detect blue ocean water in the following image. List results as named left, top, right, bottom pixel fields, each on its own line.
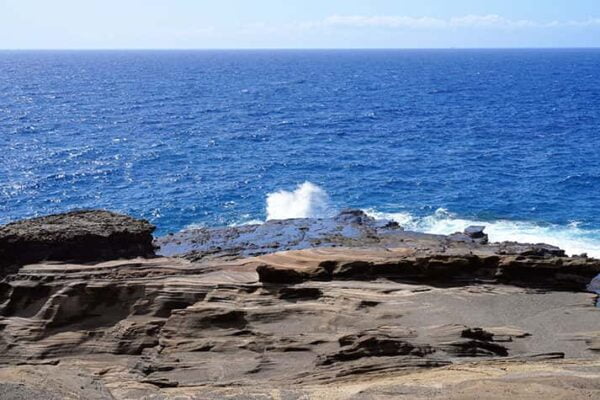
left=2, top=50, right=600, bottom=255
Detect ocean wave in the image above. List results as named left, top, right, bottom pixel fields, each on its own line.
left=266, top=182, right=333, bottom=220
left=365, top=208, right=600, bottom=258
left=228, top=182, right=600, bottom=258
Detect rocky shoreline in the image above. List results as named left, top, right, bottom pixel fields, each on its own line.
left=0, top=210, right=599, bottom=399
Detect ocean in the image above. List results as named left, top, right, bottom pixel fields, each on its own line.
left=2, top=49, right=600, bottom=256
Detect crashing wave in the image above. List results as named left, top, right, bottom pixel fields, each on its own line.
left=226, top=183, right=600, bottom=258
left=365, top=208, right=600, bottom=258
left=266, top=182, right=334, bottom=220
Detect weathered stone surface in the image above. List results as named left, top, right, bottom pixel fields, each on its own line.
left=0, top=251, right=597, bottom=396
left=2, top=359, right=600, bottom=399
left=252, top=246, right=600, bottom=290
left=0, top=210, right=155, bottom=275
left=0, top=210, right=599, bottom=399
left=154, top=209, right=409, bottom=261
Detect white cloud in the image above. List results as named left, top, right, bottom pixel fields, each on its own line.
left=321, top=14, right=600, bottom=30
left=323, top=15, right=447, bottom=29
left=564, top=18, right=600, bottom=27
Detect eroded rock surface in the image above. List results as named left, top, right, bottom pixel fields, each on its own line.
left=253, top=246, right=600, bottom=290
left=0, top=210, right=155, bottom=276
left=0, top=210, right=598, bottom=399
left=155, top=209, right=404, bottom=261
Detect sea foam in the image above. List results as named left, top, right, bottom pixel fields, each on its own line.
left=266, top=182, right=333, bottom=220
left=365, top=208, right=600, bottom=258
left=256, top=183, right=600, bottom=257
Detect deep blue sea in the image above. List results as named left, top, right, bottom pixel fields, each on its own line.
left=2, top=50, right=600, bottom=255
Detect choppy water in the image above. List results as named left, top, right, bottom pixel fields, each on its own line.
left=2, top=49, right=600, bottom=256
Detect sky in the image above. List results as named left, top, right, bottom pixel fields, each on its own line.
left=1, top=0, right=599, bottom=49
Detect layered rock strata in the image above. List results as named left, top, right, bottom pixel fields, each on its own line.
left=0, top=210, right=598, bottom=399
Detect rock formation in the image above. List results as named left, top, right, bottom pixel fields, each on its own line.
left=0, top=210, right=155, bottom=277
left=0, top=210, right=598, bottom=399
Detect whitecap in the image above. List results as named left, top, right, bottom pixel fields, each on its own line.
left=365, top=208, right=600, bottom=258
left=266, top=182, right=334, bottom=220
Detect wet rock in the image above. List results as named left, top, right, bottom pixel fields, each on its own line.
left=333, top=209, right=371, bottom=224
left=0, top=210, right=155, bottom=275
left=464, top=225, right=486, bottom=239
left=449, top=225, right=489, bottom=245
left=155, top=209, right=408, bottom=260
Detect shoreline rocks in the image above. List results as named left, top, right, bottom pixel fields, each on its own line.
left=154, top=209, right=599, bottom=292
left=0, top=210, right=155, bottom=277
left=448, top=225, right=489, bottom=244
left=0, top=210, right=599, bottom=399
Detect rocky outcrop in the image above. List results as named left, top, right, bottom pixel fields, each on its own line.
left=155, top=209, right=573, bottom=274
left=449, top=225, right=489, bottom=244
left=155, top=209, right=404, bottom=261
left=0, top=210, right=155, bottom=276
left=0, top=210, right=599, bottom=399
left=253, top=246, right=600, bottom=291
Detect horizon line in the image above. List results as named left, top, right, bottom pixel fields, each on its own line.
left=1, top=46, right=600, bottom=52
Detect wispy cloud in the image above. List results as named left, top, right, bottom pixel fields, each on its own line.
left=321, top=15, right=600, bottom=29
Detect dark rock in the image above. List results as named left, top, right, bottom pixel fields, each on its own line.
left=333, top=209, right=371, bottom=224
left=447, top=233, right=473, bottom=242
left=140, top=378, right=179, bottom=388
left=257, top=264, right=315, bottom=284
left=449, top=225, right=489, bottom=245
left=464, top=226, right=486, bottom=239
left=0, top=210, right=155, bottom=275
left=278, top=287, right=323, bottom=300
left=373, top=219, right=402, bottom=229
left=319, top=333, right=432, bottom=365
left=155, top=209, right=410, bottom=260
left=440, top=339, right=509, bottom=357
left=498, top=242, right=566, bottom=257
left=446, top=231, right=489, bottom=245
left=461, top=327, right=495, bottom=341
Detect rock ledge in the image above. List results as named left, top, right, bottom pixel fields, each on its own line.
left=0, top=210, right=155, bottom=275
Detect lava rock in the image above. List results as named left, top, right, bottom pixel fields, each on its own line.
left=155, top=209, right=409, bottom=260
left=448, top=225, right=489, bottom=245
left=0, top=210, right=155, bottom=274
left=498, top=242, right=565, bottom=257
left=464, top=226, right=486, bottom=239
left=333, top=209, right=371, bottom=225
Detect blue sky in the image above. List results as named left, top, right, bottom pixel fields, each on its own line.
left=1, top=0, right=599, bottom=49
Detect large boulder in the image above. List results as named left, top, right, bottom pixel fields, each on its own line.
left=0, top=210, right=155, bottom=275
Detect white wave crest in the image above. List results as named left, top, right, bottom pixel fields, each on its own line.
left=266, top=182, right=333, bottom=220
left=242, top=183, right=600, bottom=258
left=365, top=208, right=600, bottom=258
